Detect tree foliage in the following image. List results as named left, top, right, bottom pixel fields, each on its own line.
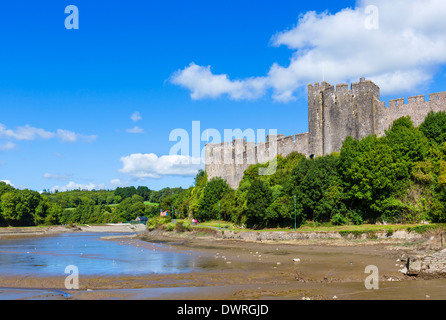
left=3, top=115, right=446, bottom=228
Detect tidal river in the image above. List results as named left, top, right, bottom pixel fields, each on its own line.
left=0, top=232, right=206, bottom=277
left=1, top=231, right=446, bottom=300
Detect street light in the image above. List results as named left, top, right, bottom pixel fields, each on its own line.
left=187, top=205, right=190, bottom=226
left=218, top=201, right=221, bottom=230
left=293, top=196, right=297, bottom=230
left=171, top=191, right=175, bottom=223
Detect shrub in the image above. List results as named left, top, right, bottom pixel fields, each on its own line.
left=246, top=179, right=273, bottom=228
left=419, top=111, right=446, bottom=145
left=347, top=210, right=364, bottom=225
left=174, top=221, right=190, bottom=232
left=147, top=216, right=171, bottom=230
left=429, top=198, right=446, bottom=223
left=331, top=213, right=349, bottom=226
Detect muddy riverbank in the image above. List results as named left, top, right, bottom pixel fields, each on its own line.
left=0, top=226, right=445, bottom=300
left=0, top=224, right=146, bottom=240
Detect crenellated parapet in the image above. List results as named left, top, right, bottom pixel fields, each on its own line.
left=385, top=91, right=446, bottom=128
left=205, top=133, right=309, bottom=189
left=307, top=77, right=383, bottom=157
left=206, top=78, right=446, bottom=189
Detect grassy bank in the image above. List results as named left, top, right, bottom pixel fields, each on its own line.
left=150, top=217, right=446, bottom=236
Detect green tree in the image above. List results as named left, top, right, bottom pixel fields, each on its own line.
left=196, top=177, right=231, bottom=222
left=288, top=154, right=344, bottom=223
left=45, top=202, right=64, bottom=225
left=246, top=179, right=273, bottom=229
left=340, top=135, right=408, bottom=221
left=115, top=194, right=146, bottom=221
left=1, top=191, right=20, bottom=225
left=385, top=116, right=429, bottom=165
left=420, top=111, right=446, bottom=145
left=136, top=186, right=151, bottom=201
left=265, top=196, right=293, bottom=228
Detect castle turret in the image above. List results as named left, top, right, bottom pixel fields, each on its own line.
left=308, top=78, right=382, bottom=156
left=308, top=81, right=332, bottom=157
left=205, top=78, right=446, bottom=189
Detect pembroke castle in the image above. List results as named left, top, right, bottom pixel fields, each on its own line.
left=205, top=78, right=446, bottom=189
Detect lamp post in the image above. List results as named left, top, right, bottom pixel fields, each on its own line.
left=187, top=205, right=190, bottom=226
left=171, top=191, right=175, bottom=223
left=294, top=195, right=297, bottom=231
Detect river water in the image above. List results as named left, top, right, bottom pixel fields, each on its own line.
left=0, top=232, right=206, bottom=277
left=1, top=232, right=446, bottom=300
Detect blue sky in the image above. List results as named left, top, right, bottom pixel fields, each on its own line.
left=1, top=0, right=446, bottom=192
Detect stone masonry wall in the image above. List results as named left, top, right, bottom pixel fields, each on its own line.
left=405, top=249, right=446, bottom=278
left=206, top=78, right=446, bottom=189
left=205, top=133, right=309, bottom=189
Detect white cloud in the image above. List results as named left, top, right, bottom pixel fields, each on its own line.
left=1, top=180, right=14, bottom=187
left=110, top=179, right=125, bottom=187
left=171, top=63, right=268, bottom=100
left=56, top=129, right=97, bottom=143
left=0, top=124, right=96, bottom=143
left=50, top=181, right=102, bottom=192
left=131, top=112, right=142, bottom=122
left=43, top=173, right=73, bottom=181
left=126, top=126, right=145, bottom=134
left=49, top=179, right=127, bottom=193
left=171, top=0, right=446, bottom=102
left=0, top=142, right=16, bottom=151
left=0, top=124, right=54, bottom=141
left=119, top=153, right=204, bottom=180
left=56, top=129, right=77, bottom=143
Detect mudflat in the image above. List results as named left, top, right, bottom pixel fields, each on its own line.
left=0, top=226, right=445, bottom=300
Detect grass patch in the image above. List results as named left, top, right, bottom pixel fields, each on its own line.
left=144, top=201, right=159, bottom=206
left=147, top=216, right=172, bottom=230
left=187, top=220, right=446, bottom=236
left=196, top=220, right=234, bottom=229
left=406, top=224, right=446, bottom=234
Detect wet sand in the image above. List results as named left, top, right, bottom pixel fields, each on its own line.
left=1, top=227, right=444, bottom=300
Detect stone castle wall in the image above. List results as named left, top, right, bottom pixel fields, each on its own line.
left=205, top=78, right=446, bottom=189
left=205, top=133, right=309, bottom=189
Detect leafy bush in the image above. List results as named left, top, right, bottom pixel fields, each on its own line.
left=419, top=111, right=446, bottom=145
left=174, top=221, right=190, bottom=232
left=196, top=178, right=231, bottom=222
left=147, top=216, right=171, bottom=230
left=347, top=210, right=363, bottom=225
left=246, top=179, right=273, bottom=228
left=330, top=213, right=349, bottom=226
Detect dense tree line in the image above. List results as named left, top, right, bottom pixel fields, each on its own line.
left=173, top=112, right=446, bottom=229
left=2, top=112, right=446, bottom=228
left=0, top=183, right=184, bottom=227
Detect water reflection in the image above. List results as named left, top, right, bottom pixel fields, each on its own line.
left=0, top=233, right=212, bottom=276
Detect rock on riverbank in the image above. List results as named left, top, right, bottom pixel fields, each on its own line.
left=403, top=249, right=446, bottom=278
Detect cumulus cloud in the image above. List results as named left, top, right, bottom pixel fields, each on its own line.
left=50, top=181, right=100, bottom=193
left=171, top=63, right=268, bottom=100
left=171, top=0, right=446, bottom=102
left=110, top=179, right=124, bottom=187
left=0, top=142, right=16, bottom=151
left=0, top=124, right=54, bottom=141
left=131, top=112, right=142, bottom=123
left=56, top=129, right=97, bottom=143
left=49, top=179, right=126, bottom=192
left=1, top=180, right=14, bottom=187
left=43, top=173, right=73, bottom=181
left=119, top=153, right=204, bottom=180
left=0, top=124, right=96, bottom=143
left=126, top=126, right=145, bottom=134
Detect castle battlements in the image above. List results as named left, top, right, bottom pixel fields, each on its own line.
left=383, top=90, right=446, bottom=128
left=206, top=79, right=446, bottom=189
left=388, top=92, right=446, bottom=107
